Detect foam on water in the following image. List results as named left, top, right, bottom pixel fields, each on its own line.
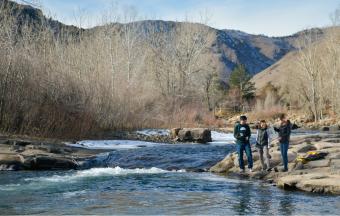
left=68, top=140, right=163, bottom=150
left=209, top=131, right=235, bottom=145
left=62, top=190, right=87, bottom=198
left=196, top=173, right=251, bottom=184
left=24, top=167, right=185, bottom=183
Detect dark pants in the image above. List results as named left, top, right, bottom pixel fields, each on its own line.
left=280, top=142, right=289, bottom=170
left=236, top=142, right=253, bottom=170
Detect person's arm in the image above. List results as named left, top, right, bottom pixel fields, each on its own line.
left=266, top=129, right=271, bottom=145
left=246, top=125, right=251, bottom=141
left=291, top=123, right=299, bottom=130
left=273, top=126, right=280, bottom=133
left=233, top=124, right=239, bottom=140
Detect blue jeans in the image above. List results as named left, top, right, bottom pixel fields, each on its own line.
left=236, top=142, right=253, bottom=170
left=280, top=142, right=289, bottom=170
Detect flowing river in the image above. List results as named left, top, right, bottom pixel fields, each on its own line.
left=0, top=131, right=339, bottom=215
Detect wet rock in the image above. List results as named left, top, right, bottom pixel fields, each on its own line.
left=23, top=156, right=78, bottom=170
left=10, top=145, right=25, bottom=153
left=9, top=140, right=31, bottom=146
left=0, top=138, right=9, bottom=144
left=321, top=126, right=330, bottom=132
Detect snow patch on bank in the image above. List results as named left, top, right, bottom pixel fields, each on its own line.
left=136, top=129, right=170, bottom=136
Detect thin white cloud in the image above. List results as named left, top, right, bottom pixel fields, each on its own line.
left=14, top=0, right=340, bottom=36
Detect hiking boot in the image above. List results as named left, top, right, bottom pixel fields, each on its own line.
left=280, top=168, right=288, bottom=172
left=248, top=169, right=253, bottom=173
left=239, top=169, right=245, bottom=173
left=266, top=168, right=272, bottom=172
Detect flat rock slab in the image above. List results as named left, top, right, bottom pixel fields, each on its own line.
left=278, top=173, right=340, bottom=194
left=330, top=159, right=340, bottom=170
left=304, top=159, right=330, bottom=168
left=314, top=142, right=340, bottom=150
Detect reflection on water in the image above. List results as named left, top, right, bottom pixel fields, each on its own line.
left=279, top=194, right=294, bottom=216
left=0, top=170, right=339, bottom=215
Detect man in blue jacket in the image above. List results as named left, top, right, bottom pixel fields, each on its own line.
left=234, top=115, right=253, bottom=173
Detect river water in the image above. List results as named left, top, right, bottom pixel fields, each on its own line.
left=0, top=131, right=339, bottom=215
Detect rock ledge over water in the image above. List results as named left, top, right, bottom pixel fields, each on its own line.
left=0, top=135, right=107, bottom=171
left=210, top=133, right=340, bottom=195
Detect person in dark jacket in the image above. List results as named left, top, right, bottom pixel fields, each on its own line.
left=234, top=115, right=253, bottom=173
left=274, top=114, right=292, bottom=172
left=256, top=120, right=271, bottom=171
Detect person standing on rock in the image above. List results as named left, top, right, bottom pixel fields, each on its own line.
left=234, top=115, right=253, bottom=173
left=255, top=120, right=271, bottom=171
left=274, top=114, right=292, bottom=172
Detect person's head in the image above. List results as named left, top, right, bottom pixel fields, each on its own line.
left=260, top=120, right=267, bottom=129
left=240, top=115, right=247, bottom=125
left=279, top=113, right=287, bottom=124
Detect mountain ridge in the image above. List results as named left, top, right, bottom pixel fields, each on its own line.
left=0, top=0, right=328, bottom=80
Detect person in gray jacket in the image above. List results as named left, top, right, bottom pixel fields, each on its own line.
left=256, top=120, right=271, bottom=171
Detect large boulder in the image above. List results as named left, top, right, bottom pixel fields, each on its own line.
left=190, top=128, right=212, bottom=143
left=170, top=128, right=182, bottom=139
left=176, top=128, right=212, bottom=143
left=177, top=129, right=192, bottom=142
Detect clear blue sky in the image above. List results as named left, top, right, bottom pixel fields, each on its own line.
left=15, top=0, right=340, bottom=36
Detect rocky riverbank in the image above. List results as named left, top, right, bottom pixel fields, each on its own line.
left=210, top=133, right=340, bottom=195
